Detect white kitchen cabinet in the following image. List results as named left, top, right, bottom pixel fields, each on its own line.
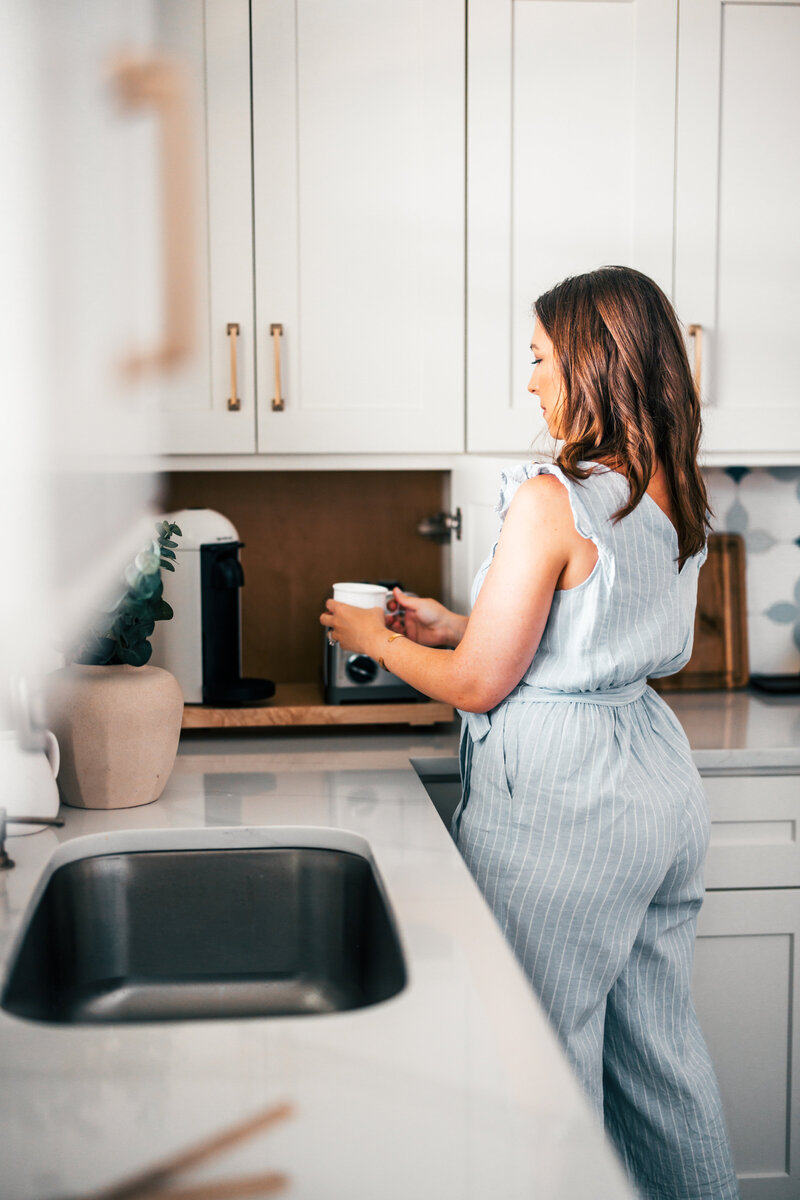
left=251, top=0, right=465, bottom=455
left=693, top=773, right=800, bottom=1199
left=11, top=0, right=187, bottom=660
left=448, top=455, right=527, bottom=612
left=154, top=0, right=256, bottom=454
left=466, top=0, right=677, bottom=454
left=674, top=1, right=800, bottom=461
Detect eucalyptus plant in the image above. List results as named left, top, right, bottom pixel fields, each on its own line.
left=72, top=521, right=182, bottom=668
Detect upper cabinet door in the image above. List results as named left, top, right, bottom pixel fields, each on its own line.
left=156, top=0, right=256, bottom=454
left=675, top=0, right=800, bottom=460
left=25, top=0, right=174, bottom=649
left=252, top=0, right=465, bottom=455
left=467, top=0, right=677, bottom=454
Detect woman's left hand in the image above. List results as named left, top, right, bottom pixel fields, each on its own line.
left=319, top=600, right=386, bottom=655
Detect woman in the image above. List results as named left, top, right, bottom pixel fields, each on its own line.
left=320, top=266, right=739, bottom=1199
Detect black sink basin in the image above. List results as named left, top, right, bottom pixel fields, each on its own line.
left=2, top=846, right=406, bottom=1024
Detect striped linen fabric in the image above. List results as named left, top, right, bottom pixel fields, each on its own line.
left=453, top=463, right=740, bottom=1200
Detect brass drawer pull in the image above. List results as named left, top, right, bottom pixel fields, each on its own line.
left=226, top=322, right=240, bottom=411
left=270, top=323, right=285, bottom=411
left=688, top=323, right=703, bottom=399
left=110, top=53, right=196, bottom=377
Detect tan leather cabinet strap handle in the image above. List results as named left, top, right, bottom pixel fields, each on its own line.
left=688, top=323, right=703, bottom=399
left=110, top=53, right=196, bottom=377
left=226, top=322, right=241, bottom=410
left=270, top=323, right=285, bottom=411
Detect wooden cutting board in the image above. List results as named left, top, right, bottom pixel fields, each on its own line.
left=650, top=532, right=749, bottom=691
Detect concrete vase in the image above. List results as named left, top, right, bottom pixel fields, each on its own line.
left=47, top=664, right=184, bottom=810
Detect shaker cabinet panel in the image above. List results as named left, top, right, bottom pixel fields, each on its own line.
left=448, top=456, right=527, bottom=613
left=155, top=0, right=256, bottom=454
left=675, top=0, right=800, bottom=458
left=252, top=0, right=465, bottom=455
left=466, top=0, right=677, bottom=454
left=694, top=888, right=800, bottom=1199
left=36, top=0, right=168, bottom=637
left=703, top=774, right=800, bottom=889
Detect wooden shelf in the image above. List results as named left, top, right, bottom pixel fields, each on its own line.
left=181, top=683, right=455, bottom=729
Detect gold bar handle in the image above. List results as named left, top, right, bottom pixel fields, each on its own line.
left=688, top=323, right=703, bottom=398
left=111, top=53, right=196, bottom=377
left=270, top=323, right=285, bottom=411
left=226, top=323, right=240, bottom=411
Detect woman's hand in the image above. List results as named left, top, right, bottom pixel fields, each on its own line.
left=319, top=600, right=387, bottom=655
left=385, top=587, right=466, bottom=648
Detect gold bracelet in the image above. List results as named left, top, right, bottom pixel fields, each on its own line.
left=378, top=632, right=406, bottom=671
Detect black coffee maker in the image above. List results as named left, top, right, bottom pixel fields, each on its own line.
left=151, top=509, right=275, bottom=706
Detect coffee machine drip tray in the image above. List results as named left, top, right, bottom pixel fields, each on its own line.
left=203, top=677, right=276, bottom=707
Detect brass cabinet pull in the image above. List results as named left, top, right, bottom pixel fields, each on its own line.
left=688, top=323, right=703, bottom=398
left=226, top=323, right=241, bottom=411
left=270, top=323, right=285, bottom=411
left=110, top=53, right=196, bottom=377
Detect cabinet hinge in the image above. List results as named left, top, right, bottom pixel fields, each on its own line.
left=416, top=508, right=462, bottom=543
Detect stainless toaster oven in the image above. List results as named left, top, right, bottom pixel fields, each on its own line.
left=323, top=637, right=425, bottom=703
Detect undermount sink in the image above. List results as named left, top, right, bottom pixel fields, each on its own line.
left=2, top=843, right=406, bottom=1024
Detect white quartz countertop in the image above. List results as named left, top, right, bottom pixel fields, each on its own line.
left=0, top=688, right=797, bottom=1200
left=660, top=687, right=800, bottom=770
left=0, top=727, right=636, bottom=1200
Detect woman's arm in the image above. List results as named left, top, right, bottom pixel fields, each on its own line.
left=321, top=475, right=577, bottom=712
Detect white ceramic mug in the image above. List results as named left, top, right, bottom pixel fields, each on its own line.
left=332, top=582, right=391, bottom=610
left=0, top=729, right=61, bottom=835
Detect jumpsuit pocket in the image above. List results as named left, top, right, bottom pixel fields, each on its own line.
left=499, top=705, right=517, bottom=800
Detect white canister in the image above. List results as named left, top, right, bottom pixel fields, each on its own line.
left=0, top=729, right=60, bottom=834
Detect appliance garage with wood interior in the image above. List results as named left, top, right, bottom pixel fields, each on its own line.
left=2, top=2, right=800, bottom=1200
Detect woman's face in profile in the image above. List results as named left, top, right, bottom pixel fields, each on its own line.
left=528, top=321, right=565, bottom=438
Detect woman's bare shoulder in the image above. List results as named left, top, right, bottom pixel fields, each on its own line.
left=510, top=472, right=573, bottom=521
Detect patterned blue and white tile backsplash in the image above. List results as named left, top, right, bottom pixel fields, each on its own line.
left=704, top=468, right=800, bottom=675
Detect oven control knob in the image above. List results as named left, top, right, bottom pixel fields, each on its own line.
left=346, top=654, right=378, bottom=684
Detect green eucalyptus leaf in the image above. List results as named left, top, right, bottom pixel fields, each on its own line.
left=120, top=641, right=152, bottom=667
left=76, top=523, right=181, bottom=663
left=124, top=563, right=141, bottom=589
left=134, top=641, right=153, bottom=666
left=135, top=549, right=160, bottom=576
left=131, top=573, right=159, bottom=600
left=75, top=636, right=117, bottom=665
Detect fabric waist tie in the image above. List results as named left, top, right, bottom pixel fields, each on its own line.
left=457, top=677, right=649, bottom=747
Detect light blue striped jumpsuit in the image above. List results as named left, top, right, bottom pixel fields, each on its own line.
left=452, top=462, right=740, bottom=1200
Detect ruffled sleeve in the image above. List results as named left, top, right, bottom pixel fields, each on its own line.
left=496, top=462, right=598, bottom=544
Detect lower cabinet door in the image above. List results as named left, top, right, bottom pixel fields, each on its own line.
left=693, top=888, right=800, bottom=1199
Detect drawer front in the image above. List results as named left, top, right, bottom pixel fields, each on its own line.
left=702, top=774, right=800, bottom=889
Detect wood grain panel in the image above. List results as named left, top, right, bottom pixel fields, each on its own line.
left=652, top=533, right=749, bottom=691
left=181, top=684, right=453, bottom=729
left=163, top=471, right=446, bottom=685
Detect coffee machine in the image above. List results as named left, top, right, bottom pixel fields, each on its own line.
left=150, top=509, right=274, bottom=706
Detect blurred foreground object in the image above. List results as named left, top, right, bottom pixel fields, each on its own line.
left=0, top=1, right=198, bottom=736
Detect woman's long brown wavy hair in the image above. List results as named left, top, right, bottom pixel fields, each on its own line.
left=533, top=266, right=711, bottom=566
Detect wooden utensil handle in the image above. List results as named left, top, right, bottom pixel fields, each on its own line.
left=87, top=1103, right=293, bottom=1200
